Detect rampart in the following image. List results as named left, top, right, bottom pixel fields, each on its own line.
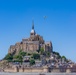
left=4, top=67, right=73, bottom=73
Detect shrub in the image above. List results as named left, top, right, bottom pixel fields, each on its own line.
left=33, top=53, right=40, bottom=59
left=13, top=55, right=23, bottom=62
left=4, top=53, right=13, bottom=62
left=30, top=59, right=35, bottom=65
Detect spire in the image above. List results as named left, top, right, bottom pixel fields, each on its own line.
left=30, top=20, right=36, bottom=35
left=32, top=20, right=34, bottom=29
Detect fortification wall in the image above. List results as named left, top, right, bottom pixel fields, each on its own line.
left=4, top=68, right=17, bottom=72
left=4, top=67, right=71, bottom=73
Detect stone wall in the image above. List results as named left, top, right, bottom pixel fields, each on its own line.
left=4, top=67, right=72, bottom=73
left=4, top=67, right=48, bottom=73
left=4, top=68, right=17, bottom=72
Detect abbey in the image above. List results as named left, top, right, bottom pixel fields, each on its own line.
left=8, top=22, right=53, bottom=54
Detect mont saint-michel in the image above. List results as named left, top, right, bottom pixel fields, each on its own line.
left=0, top=23, right=76, bottom=73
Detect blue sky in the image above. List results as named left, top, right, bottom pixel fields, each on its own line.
left=0, top=0, right=76, bottom=62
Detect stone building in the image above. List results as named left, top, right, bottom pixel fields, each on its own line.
left=8, top=22, right=53, bottom=54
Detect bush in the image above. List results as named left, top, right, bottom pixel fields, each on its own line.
left=46, top=52, right=50, bottom=57
left=4, top=53, right=13, bottom=62
left=36, top=49, right=40, bottom=53
left=40, top=48, right=44, bottom=54
left=27, top=53, right=32, bottom=56
left=19, top=50, right=27, bottom=57
left=61, top=56, right=66, bottom=60
left=30, top=59, right=35, bottom=65
left=33, top=53, right=40, bottom=60
left=53, top=51, right=61, bottom=59
left=13, top=55, right=23, bottom=62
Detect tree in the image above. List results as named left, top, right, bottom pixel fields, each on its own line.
left=20, top=52, right=26, bottom=57
left=13, top=55, right=23, bottom=62
left=46, top=52, right=50, bottom=57
left=32, top=53, right=40, bottom=60
left=53, top=51, right=61, bottom=59
left=27, top=53, right=32, bottom=56
left=40, top=48, right=44, bottom=55
left=62, top=56, right=66, bottom=60
left=4, top=53, right=13, bottom=62
left=36, top=49, right=40, bottom=53
left=30, top=59, right=35, bottom=65
left=19, top=50, right=27, bottom=57
left=13, top=50, right=27, bottom=63
left=53, top=51, right=60, bottom=55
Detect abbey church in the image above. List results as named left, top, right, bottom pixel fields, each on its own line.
left=8, top=22, right=53, bottom=54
